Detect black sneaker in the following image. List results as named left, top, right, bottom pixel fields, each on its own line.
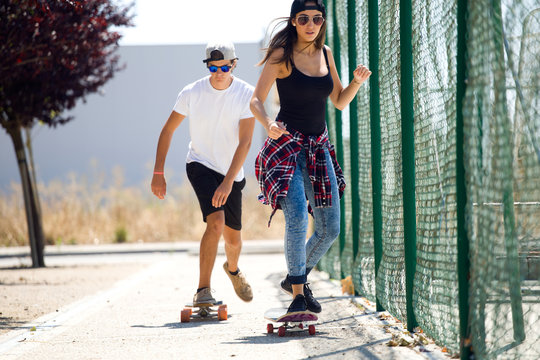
left=280, top=275, right=293, bottom=295
left=281, top=277, right=321, bottom=313
left=287, top=294, right=307, bottom=314
left=304, top=283, right=322, bottom=313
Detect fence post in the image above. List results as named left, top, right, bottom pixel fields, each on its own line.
left=331, top=0, right=347, bottom=277
left=399, top=0, right=417, bottom=331
left=347, top=0, right=360, bottom=270
left=456, top=0, right=471, bottom=358
left=491, top=0, right=525, bottom=343
left=368, top=0, right=384, bottom=312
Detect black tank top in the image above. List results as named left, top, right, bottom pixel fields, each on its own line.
left=276, top=47, right=334, bottom=136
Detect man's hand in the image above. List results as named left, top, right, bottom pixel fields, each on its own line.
left=212, top=181, right=233, bottom=208
left=151, top=174, right=167, bottom=199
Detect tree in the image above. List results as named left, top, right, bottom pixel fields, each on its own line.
left=0, top=0, right=133, bottom=267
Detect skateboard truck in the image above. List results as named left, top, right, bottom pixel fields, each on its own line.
left=181, top=301, right=228, bottom=322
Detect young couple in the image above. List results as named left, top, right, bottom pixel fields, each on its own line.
left=151, top=0, right=371, bottom=316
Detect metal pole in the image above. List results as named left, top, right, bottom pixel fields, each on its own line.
left=399, top=0, right=417, bottom=331
left=491, top=0, right=525, bottom=343
left=348, top=0, right=360, bottom=272
left=368, top=0, right=384, bottom=312
left=456, top=0, right=471, bottom=358
left=332, top=0, right=347, bottom=278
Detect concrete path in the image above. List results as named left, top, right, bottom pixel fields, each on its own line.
left=0, top=242, right=449, bottom=359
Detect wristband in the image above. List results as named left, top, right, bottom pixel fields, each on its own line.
left=153, top=171, right=164, bottom=175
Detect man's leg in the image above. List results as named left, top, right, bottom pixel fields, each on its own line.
left=198, top=211, right=225, bottom=290
left=222, top=225, right=253, bottom=302
left=223, top=225, right=241, bottom=273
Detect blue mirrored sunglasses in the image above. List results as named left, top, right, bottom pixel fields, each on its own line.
left=208, top=65, right=232, bottom=73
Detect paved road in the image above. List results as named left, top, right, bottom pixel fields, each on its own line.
left=0, top=242, right=449, bottom=359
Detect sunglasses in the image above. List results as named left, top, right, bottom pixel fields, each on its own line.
left=208, top=65, right=232, bottom=73
left=296, top=15, right=325, bottom=26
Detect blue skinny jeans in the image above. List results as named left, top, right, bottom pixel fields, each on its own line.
left=278, top=148, right=341, bottom=284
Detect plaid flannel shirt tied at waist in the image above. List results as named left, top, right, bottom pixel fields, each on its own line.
left=255, top=126, right=346, bottom=225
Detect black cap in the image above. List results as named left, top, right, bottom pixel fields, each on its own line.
left=290, top=0, right=326, bottom=18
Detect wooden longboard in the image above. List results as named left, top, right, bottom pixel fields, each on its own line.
left=264, top=308, right=318, bottom=336
left=181, top=301, right=227, bottom=322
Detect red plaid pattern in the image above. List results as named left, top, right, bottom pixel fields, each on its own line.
left=255, top=126, right=345, bottom=225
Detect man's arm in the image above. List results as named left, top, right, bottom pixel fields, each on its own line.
left=211, top=117, right=255, bottom=208
left=151, top=111, right=186, bottom=199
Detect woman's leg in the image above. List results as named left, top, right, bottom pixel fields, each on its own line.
left=279, top=152, right=310, bottom=312
left=279, top=156, right=309, bottom=288
left=303, top=148, right=341, bottom=274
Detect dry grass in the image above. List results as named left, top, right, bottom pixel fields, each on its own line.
left=0, top=171, right=285, bottom=247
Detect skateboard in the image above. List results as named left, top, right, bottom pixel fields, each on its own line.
left=264, top=308, right=318, bottom=336
left=181, top=301, right=227, bottom=322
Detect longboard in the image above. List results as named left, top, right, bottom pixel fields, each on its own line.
left=264, top=308, right=318, bottom=336
left=181, top=301, right=227, bottom=322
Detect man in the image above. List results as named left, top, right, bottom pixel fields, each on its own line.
left=151, top=42, right=254, bottom=305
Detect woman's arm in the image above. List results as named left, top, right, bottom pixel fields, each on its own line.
left=326, top=45, right=371, bottom=110
left=250, top=48, right=289, bottom=140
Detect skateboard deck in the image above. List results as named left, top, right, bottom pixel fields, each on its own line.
left=181, top=301, right=227, bottom=322
left=264, top=308, right=318, bottom=336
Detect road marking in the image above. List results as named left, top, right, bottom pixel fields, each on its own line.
left=0, top=259, right=170, bottom=356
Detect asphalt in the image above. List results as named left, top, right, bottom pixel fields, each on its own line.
left=0, top=241, right=450, bottom=360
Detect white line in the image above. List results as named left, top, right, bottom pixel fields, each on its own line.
left=0, top=260, right=170, bottom=356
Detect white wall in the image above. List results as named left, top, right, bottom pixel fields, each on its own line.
left=0, top=43, right=268, bottom=190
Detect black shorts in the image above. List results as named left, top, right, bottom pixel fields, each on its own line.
left=186, top=161, right=246, bottom=230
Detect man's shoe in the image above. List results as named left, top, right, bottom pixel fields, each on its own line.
left=193, top=287, right=216, bottom=305
left=303, top=283, right=322, bottom=313
left=287, top=294, right=307, bottom=314
left=223, top=262, right=253, bottom=302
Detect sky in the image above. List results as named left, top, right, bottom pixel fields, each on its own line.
left=116, top=0, right=294, bottom=45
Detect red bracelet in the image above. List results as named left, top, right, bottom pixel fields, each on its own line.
left=153, top=171, right=164, bottom=175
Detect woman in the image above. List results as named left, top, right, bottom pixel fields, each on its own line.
left=250, top=0, right=371, bottom=315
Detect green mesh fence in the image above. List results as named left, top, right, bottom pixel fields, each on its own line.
left=352, top=0, right=376, bottom=303
left=335, top=0, right=354, bottom=279
left=464, top=1, right=540, bottom=358
left=375, top=0, right=408, bottom=323
left=411, top=0, right=461, bottom=353
left=317, top=0, right=540, bottom=358
left=317, top=0, right=343, bottom=280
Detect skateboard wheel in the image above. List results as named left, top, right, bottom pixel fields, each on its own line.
left=267, top=323, right=274, bottom=333
left=278, top=326, right=286, bottom=337
left=308, top=324, right=316, bottom=335
left=218, top=306, right=228, bottom=321
left=298, top=324, right=304, bottom=329
left=180, top=309, right=191, bottom=323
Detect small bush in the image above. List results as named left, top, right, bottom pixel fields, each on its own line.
left=114, top=227, right=128, bottom=243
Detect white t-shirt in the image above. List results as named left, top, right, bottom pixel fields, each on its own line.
left=173, top=75, right=254, bottom=182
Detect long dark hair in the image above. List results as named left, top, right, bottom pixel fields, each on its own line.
left=258, top=15, right=327, bottom=68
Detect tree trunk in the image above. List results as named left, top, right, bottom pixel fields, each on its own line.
left=7, top=124, right=45, bottom=267
left=25, top=127, right=43, bottom=220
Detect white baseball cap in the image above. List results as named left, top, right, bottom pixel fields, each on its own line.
left=202, top=41, right=238, bottom=63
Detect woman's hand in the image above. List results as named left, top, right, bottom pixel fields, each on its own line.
left=267, top=121, right=289, bottom=140
left=352, top=64, right=372, bottom=86
left=151, top=174, right=166, bottom=199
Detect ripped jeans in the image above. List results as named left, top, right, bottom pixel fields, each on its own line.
left=278, top=148, right=341, bottom=284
